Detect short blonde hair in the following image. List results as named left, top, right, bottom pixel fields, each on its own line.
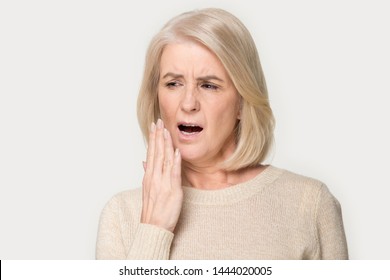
left=137, top=8, right=275, bottom=171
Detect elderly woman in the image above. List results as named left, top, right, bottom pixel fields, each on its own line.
left=96, top=8, right=348, bottom=260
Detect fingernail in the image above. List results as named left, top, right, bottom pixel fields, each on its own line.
left=175, top=148, right=180, bottom=157
left=157, top=119, right=162, bottom=129
left=150, top=122, right=156, bottom=132
left=163, top=128, right=169, bottom=139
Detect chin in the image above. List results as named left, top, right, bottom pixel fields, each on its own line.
left=179, top=148, right=205, bottom=163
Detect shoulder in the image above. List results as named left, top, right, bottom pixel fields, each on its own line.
left=99, top=188, right=143, bottom=219
left=267, top=166, right=343, bottom=223
left=273, top=166, right=324, bottom=188
left=267, top=166, right=339, bottom=211
left=107, top=188, right=142, bottom=205
left=270, top=166, right=329, bottom=196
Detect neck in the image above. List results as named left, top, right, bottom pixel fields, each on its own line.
left=182, top=164, right=233, bottom=190
left=182, top=163, right=266, bottom=190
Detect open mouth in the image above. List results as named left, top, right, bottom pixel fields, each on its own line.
left=178, top=124, right=203, bottom=135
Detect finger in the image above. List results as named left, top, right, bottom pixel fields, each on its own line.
left=142, top=161, right=147, bottom=172
left=171, top=148, right=182, bottom=190
left=152, top=119, right=164, bottom=183
left=163, top=128, right=174, bottom=174
left=145, top=122, right=156, bottom=177
left=161, top=128, right=174, bottom=190
left=142, top=122, right=156, bottom=218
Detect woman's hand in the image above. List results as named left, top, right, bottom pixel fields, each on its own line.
left=141, top=119, right=183, bottom=232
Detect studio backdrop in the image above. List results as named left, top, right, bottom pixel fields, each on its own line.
left=0, top=0, right=389, bottom=259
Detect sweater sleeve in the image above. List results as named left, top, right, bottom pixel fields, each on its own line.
left=127, top=223, right=174, bottom=259
left=95, top=193, right=174, bottom=260
left=314, top=185, right=348, bottom=260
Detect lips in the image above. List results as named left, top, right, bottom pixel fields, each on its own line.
left=177, top=123, right=203, bottom=136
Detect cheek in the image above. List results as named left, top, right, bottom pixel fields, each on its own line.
left=158, top=95, right=176, bottom=123
left=217, top=100, right=240, bottom=123
left=158, top=92, right=168, bottom=115
left=159, top=101, right=169, bottom=114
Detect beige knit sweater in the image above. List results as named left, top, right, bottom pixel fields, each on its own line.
left=96, top=166, right=348, bottom=259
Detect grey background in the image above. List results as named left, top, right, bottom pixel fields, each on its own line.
left=1, top=0, right=389, bottom=259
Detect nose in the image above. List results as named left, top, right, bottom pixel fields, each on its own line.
left=180, top=85, right=200, bottom=113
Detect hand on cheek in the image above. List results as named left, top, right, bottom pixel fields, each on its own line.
left=141, top=119, right=183, bottom=232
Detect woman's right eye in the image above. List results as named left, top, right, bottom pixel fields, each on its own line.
left=165, top=81, right=180, bottom=88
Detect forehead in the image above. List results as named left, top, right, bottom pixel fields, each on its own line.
left=159, top=41, right=228, bottom=76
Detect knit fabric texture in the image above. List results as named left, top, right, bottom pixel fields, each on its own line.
left=96, top=166, right=348, bottom=259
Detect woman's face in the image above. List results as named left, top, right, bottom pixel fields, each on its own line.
left=158, top=41, right=241, bottom=167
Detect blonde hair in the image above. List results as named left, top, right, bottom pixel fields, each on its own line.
left=137, top=8, right=275, bottom=171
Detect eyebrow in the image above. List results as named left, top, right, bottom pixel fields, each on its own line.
left=162, top=72, right=183, bottom=80
left=161, top=72, right=224, bottom=82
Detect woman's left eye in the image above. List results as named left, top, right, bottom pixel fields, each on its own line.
left=201, top=83, right=218, bottom=90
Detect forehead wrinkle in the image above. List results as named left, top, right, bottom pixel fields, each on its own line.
left=159, top=43, right=228, bottom=83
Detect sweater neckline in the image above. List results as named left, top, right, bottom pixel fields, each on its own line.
left=182, top=165, right=284, bottom=205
